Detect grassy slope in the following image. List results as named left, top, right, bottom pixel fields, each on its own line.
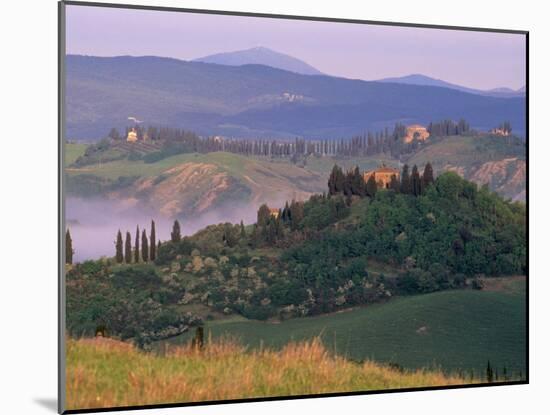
left=65, top=147, right=327, bottom=212
left=66, top=337, right=473, bottom=410
left=65, top=143, right=87, bottom=166
left=163, top=278, right=526, bottom=376
left=407, top=135, right=525, bottom=168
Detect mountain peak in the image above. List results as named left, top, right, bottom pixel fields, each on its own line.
left=193, top=47, right=323, bottom=76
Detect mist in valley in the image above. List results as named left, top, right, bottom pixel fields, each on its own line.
left=66, top=195, right=287, bottom=262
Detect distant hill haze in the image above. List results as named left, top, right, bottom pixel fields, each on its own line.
left=65, top=55, right=526, bottom=140
left=193, top=46, right=324, bottom=76
left=377, top=74, right=525, bottom=98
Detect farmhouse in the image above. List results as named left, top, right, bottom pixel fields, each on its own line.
left=126, top=128, right=138, bottom=142
left=490, top=127, right=511, bottom=136
left=404, top=124, right=430, bottom=143
left=363, top=165, right=400, bottom=189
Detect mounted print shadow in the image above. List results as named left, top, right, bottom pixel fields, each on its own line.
left=59, top=1, right=528, bottom=413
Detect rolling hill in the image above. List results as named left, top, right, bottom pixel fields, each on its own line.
left=193, top=46, right=323, bottom=75
left=65, top=55, right=526, bottom=140
left=162, top=277, right=526, bottom=375
left=66, top=149, right=326, bottom=218
left=377, top=74, right=525, bottom=98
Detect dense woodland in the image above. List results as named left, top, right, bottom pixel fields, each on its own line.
left=66, top=163, right=526, bottom=344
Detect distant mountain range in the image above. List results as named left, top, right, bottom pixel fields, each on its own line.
left=377, top=74, right=525, bottom=98
left=65, top=54, right=526, bottom=140
left=194, top=46, right=323, bottom=76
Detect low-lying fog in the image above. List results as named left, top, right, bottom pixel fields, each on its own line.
left=66, top=197, right=264, bottom=262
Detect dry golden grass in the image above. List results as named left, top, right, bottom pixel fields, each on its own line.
left=66, top=337, right=474, bottom=410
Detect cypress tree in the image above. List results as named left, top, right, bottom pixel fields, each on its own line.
left=141, top=229, right=149, bottom=262
left=115, top=230, right=123, bottom=263
left=150, top=220, right=156, bottom=261
left=65, top=229, right=73, bottom=265
left=389, top=174, right=400, bottom=192
left=422, top=162, right=435, bottom=188
left=328, top=164, right=345, bottom=195
left=257, top=204, right=271, bottom=227
left=240, top=220, right=246, bottom=238
left=411, top=165, right=422, bottom=196
left=289, top=200, right=304, bottom=230
left=171, top=220, right=181, bottom=243
left=400, top=164, right=411, bottom=194
left=124, top=231, right=132, bottom=263
left=351, top=166, right=366, bottom=197
left=366, top=174, right=377, bottom=198
left=282, top=201, right=291, bottom=222
left=157, top=240, right=161, bottom=255
left=134, top=225, right=140, bottom=263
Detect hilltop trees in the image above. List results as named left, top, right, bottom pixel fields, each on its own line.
left=115, top=230, right=124, bottom=263
left=400, top=164, right=411, bottom=194
left=496, top=121, right=512, bottom=135
left=150, top=220, right=156, bottom=261
left=257, top=204, right=271, bottom=227
left=171, top=220, right=181, bottom=243
left=328, top=165, right=346, bottom=195
left=326, top=163, right=437, bottom=200
left=141, top=229, right=149, bottom=262
left=390, top=174, right=400, bottom=192
left=411, top=165, right=422, bottom=196
left=366, top=174, right=377, bottom=198
left=124, top=232, right=132, bottom=264
left=107, top=128, right=121, bottom=141
left=351, top=166, right=366, bottom=197
left=427, top=119, right=470, bottom=136
left=109, top=222, right=158, bottom=264
left=240, top=220, right=246, bottom=239
left=134, top=226, right=140, bottom=263
left=289, top=200, right=304, bottom=230
left=422, top=162, right=435, bottom=188
left=65, top=229, right=73, bottom=264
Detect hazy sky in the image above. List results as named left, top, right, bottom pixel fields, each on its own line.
left=66, top=4, right=526, bottom=90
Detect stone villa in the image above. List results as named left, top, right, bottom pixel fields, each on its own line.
left=363, top=165, right=400, bottom=189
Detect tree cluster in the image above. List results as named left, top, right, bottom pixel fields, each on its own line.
left=327, top=162, right=435, bottom=199
left=114, top=220, right=158, bottom=264
left=427, top=119, right=470, bottom=137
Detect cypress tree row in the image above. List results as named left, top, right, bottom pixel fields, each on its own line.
left=134, top=225, right=140, bottom=263
left=124, top=231, right=132, bottom=264
left=150, top=220, right=156, bottom=261
left=400, top=164, right=411, bottom=194
left=115, top=230, right=123, bottom=263
left=141, top=229, right=149, bottom=262
left=65, top=229, right=73, bottom=265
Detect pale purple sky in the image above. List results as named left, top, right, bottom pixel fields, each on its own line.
left=66, top=4, right=526, bottom=90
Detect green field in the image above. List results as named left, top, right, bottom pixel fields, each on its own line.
left=162, top=278, right=526, bottom=376
left=65, top=142, right=88, bottom=165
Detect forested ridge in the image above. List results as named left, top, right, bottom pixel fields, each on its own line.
left=66, top=165, right=526, bottom=344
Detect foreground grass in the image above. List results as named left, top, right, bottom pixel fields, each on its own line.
left=66, top=337, right=472, bottom=410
